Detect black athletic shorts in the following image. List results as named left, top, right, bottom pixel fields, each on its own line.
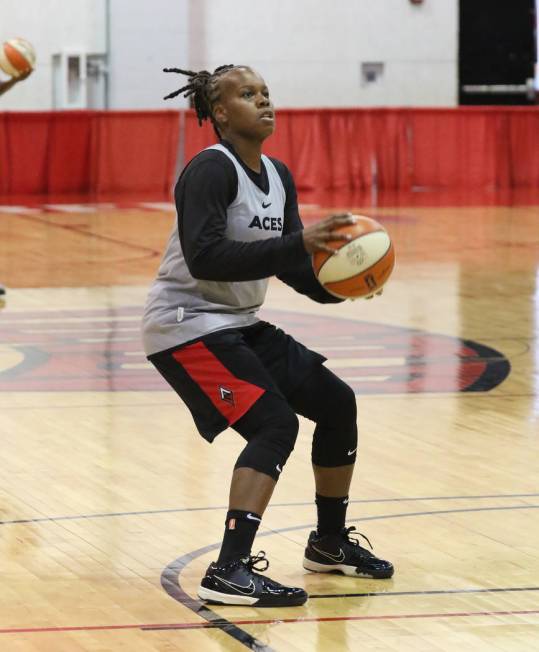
left=147, top=321, right=326, bottom=442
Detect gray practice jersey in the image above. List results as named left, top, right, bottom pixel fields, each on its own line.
left=142, top=142, right=342, bottom=356
left=143, top=144, right=295, bottom=354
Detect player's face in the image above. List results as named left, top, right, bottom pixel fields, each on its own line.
left=213, top=68, right=275, bottom=141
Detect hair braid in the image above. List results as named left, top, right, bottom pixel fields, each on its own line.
left=163, top=65, right=236, bottom=135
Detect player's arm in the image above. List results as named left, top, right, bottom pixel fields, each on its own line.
left=273, top=161, right=345, bottom=304
left=0, top=69, right=32, bottom=96
left=178, top=153, right=309, bottom=282
left=0, top=78, right=19, bottom=96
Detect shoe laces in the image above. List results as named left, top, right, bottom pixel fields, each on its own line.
left=343, top=526, right=373, bottom=550
left=241, top=551, right=270, bottom=573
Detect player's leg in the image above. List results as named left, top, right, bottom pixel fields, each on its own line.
left=239, top=322, right=391, bottom=577
left=288, top=364, right=394, bottom=579
left=199, top=392, right=308, bottom=606
left=148, top=333, right=307, bottom=607
left=213, top=390, right=298, bottom=563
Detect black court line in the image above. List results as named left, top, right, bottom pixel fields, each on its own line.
left=1, top=492, right=538, bottom=526
left=2, top=607, right=539, bottom=636
left=309, top=586, right=539, bottom=599
left=161, top=552, right=274, bottom=652
left=161, top=504, right=539, bottom=652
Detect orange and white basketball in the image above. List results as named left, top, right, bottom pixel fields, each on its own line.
left=0, top=38, right=36, bottom=78
left=313, top=215, right=395, bottom=299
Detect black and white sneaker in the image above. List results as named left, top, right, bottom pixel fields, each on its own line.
left=303, top=526, right=394, bottom=579
left=198, top=551, right=308, bottom=607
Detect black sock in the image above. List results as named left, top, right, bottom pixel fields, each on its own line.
left=217, top=509, right=261, bottom=564
left=316, top=493, right=349, bottom=536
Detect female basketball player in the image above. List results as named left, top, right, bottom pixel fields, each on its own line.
left=142, top=65, right=393, bottom=607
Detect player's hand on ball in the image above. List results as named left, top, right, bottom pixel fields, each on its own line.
left=17, top=69, right=33, bottom=81
left=302, top=213, right=357, bottom=255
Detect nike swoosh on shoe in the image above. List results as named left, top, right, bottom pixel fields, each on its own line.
left=311, top=545, right=346, bottom=563
left=214, top=576, right=256, bottom=595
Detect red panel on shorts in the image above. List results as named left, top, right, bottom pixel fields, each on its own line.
left=172, top=341, right=265, bottom=425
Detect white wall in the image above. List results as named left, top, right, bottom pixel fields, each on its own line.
left=108, top=0, right=189, bottom=109
left=0, top=0, right=458, bottom=110
left=194, top=0, right=458, bottom=107
left=0, top=0, right=106, bottom=110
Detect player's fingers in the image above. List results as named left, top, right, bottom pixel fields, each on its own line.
left=316, top=243, right=340, bottom=255
left=321, top=212, right=351, bottom=226
left=326, top=212, right=351, bottom=220
left=339, top=214, right=358, bottom=224
left=328, top=213, right=357, bottom=226
left=322, top=232, right=352, bottom=241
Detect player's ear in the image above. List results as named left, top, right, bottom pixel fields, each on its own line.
left=213, top=102, right=228, bottom=129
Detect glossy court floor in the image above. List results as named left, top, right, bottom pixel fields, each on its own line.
left=0, top=192, right=538, bottom=651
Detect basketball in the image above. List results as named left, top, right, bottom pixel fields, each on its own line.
left=0, top=38, right=36, bottom=78
left=313, top=215, right=395, bottom=299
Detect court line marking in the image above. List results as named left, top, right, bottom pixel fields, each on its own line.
left=1, top=493, right=538, bottom=526
left=21, top=327, right=141, bottom=333
left=0, top=316, right=141, bottom=324
left=9, top=212, right=160, bottom=256
left=144, top=609, right=539, bottom=628
left=308, top=586, right=539, bottom=599
left=160, top=505, right=539, bottom=651
left=0, top=505, right=538, bottom=645
left=1, top=608, right=539, bottom=635
left=0, top=393, right=537, bottom=412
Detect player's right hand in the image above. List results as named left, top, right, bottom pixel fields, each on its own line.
left=302, top=213, right=357, bottom=255
left=17, top=69, right=33, bottom=81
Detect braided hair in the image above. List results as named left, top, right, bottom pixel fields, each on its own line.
left=163, top=65, right=237, bottom=136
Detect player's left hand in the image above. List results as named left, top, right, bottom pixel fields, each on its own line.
left=350, top=289, right=383, bottom=301
left=365, top=289, right=384, bottom=300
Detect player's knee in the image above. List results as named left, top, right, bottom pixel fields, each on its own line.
left=332, top=380, right=357, bottom=429
left=235, top=403, right=299, bottom=480
left=311, top=381, right=358, bottom=467
left=306, top=368, right=357, bottom=430
left=312, top=422, right=358, bottom=467
left=314, top=377, right=357, bottom=434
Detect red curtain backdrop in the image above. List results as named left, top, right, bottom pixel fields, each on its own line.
left=0, top=107, right=538, bottom=197
left=91, top=111, right=179, bottom=194
left=0, top=110, right=179, bottom=197
left=182, top=106, right=539, bottom=192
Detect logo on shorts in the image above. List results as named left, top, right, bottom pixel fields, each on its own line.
left=219, top=386, right=235, bottom=406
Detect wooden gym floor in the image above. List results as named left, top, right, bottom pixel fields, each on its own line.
left=0, top=196, right=538, bottom=651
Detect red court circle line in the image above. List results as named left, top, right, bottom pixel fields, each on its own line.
left=1, top=608, right=538, bottom=635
